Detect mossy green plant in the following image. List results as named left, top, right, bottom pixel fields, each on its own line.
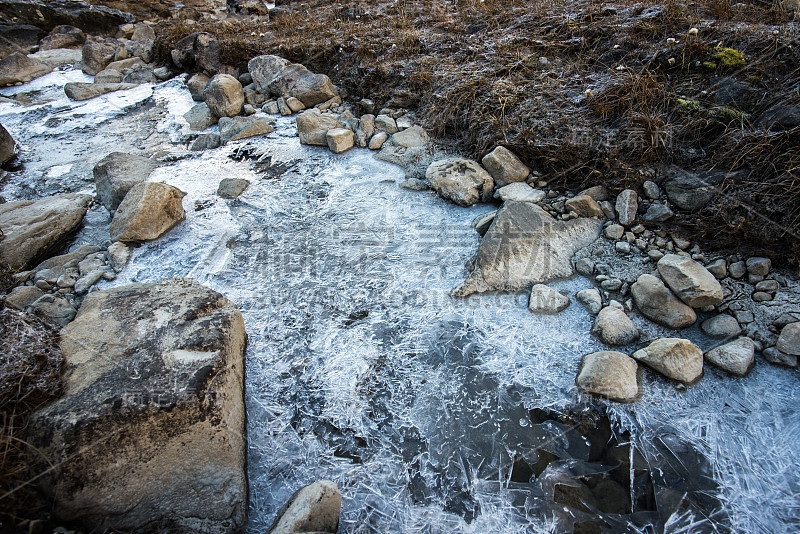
left=676, top=98, right=703, bottom=112
left=705, top=106, right=750, bottom=123
left=704, top=47, right=746, bottom=71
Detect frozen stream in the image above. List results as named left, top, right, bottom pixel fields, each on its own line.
left=1, top=71, right=799, bottom=533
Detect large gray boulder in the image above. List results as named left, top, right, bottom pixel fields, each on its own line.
left=264, top=62, right=338, bottom=108
left=0, top=123, right=14, bottom=164
left=29, top=279, right=247, bottom=533
left=80, top=40, right=115, bottom=75
left=248, top=54, right=290, bottom=93
left=0, top=193, right=91, bottom=270
left=268, top=480, right=341, bottom=534
left=481, top=146, right=529, bottom=187
left=0, top=51, right=51, bottom=86
left=0, top=0, right=134, bottom=33
left=64, top=81, right=138, bottom=100
left=632, top=338, right=703, bottom=385
left=452, top=201, right=602, bottom=297
left=576, top=351, right=640, bottom=402
left=171, top=32, right=222, bottom=75
left=204, top=74, right=244, bottom=118
left=425, top=157, right=494, bottom=207
left=631, top=273, right=696, bottom=329
left=109, top=182, right=185, bottom=243
left=657, top=254, right=723, bottom=308
left=662, top=166, right=720, bottom=211
left=296, top=108, right=342, bottom=146
left=93, top=152, right=161, bottom=212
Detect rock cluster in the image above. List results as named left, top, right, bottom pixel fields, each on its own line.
left=564, top=174, right=799, bottom=400
left=5, top=242, right=129, bottom=325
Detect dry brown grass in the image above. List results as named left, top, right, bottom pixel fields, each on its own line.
left=0, top=309, right=65, bottom=531
left=699, top=127, right=800, bottom=259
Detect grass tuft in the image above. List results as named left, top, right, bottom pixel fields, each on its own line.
left=0, top=309, right=65, bottom=531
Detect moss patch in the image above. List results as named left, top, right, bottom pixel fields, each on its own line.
left=706, top=47, right=747, bottom=71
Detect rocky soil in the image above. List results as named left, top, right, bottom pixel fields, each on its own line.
left=0, top=1, right=799, bottom=534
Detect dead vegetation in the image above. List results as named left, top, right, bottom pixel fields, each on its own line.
left=0, top=309, right=65, bottom=532
left=146, top=0, right=800, bottom=262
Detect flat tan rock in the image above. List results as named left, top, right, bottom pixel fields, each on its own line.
left=0, top=193, right=91, bottom=270
left=633, top=338, right=703, bottom=385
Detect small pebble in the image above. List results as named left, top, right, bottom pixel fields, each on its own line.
left=734, top=310, right=755, bottom=324
left=752, top=292, right=773, bottom=302
left=729, top=261, right=747, bottom=279
left=755, top=280, right=778, bottom=292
